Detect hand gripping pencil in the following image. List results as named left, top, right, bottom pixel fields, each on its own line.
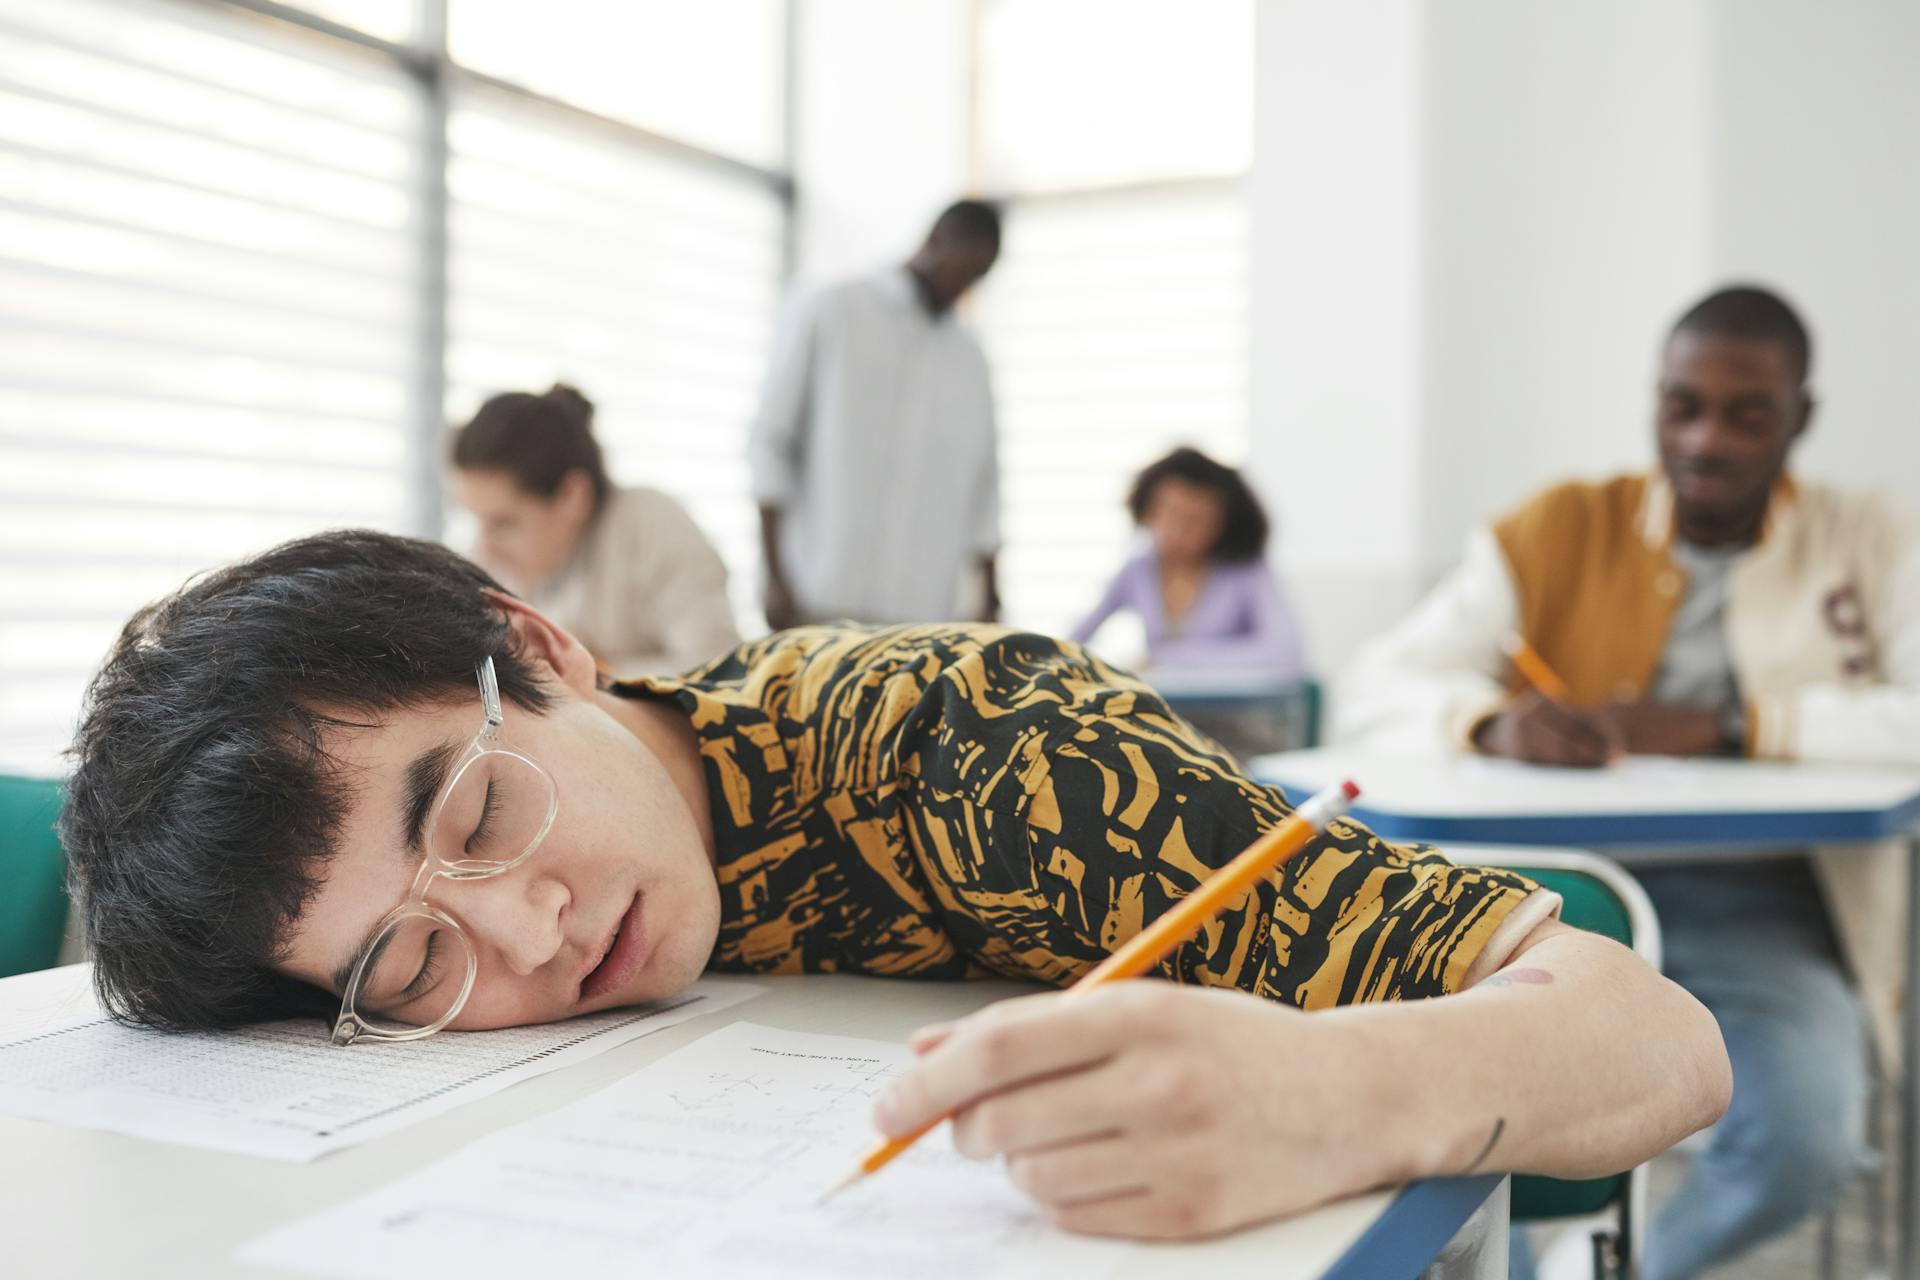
left=819, top=778, right=1361, bottom=1204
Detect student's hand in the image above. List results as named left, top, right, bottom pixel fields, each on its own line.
left=873, top=983, right=1411, bottom=1239
left=1471, top=692, right=1621, bottom=768
left=1601, top=702, right=1724, bottom=757
left=763, top=575, right=800, bottom=632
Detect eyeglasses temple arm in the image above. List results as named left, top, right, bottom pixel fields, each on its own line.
left=477, top=655, right=503, bottom=732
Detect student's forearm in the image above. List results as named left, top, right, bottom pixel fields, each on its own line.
left=1330, top=924, right=1730, bottom=1183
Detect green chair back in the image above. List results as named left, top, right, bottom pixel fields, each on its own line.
left=1509, top=864, right=1635, bottom=1221
left=0, top=775, right=69, bottom=978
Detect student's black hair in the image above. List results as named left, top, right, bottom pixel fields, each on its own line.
left=1670, top=284, right=1813, bottom=387
left=61, top=530, right=555, bottom=1032
left=450, top=383, right=612, bottom=508
left=931, top=199, right=1003, bottom=253
left=1125, top=447, right=1271, bottom=563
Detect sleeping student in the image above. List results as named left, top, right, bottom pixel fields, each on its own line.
left=61, top=531, right=1729, bottom=1240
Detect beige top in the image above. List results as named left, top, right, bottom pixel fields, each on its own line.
left=511, top=486, right=741, bottom=678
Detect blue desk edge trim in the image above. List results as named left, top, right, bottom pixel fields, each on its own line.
left=1321, top=1175, right=1502, bottom=1280
left=1344, top=795, right=1920, bottom=845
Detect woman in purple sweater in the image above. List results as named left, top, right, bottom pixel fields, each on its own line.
left=1069, top=447, right=1305, bottom=677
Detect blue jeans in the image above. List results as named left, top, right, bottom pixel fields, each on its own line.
left=1511, top=858, right=1869, bottom=1280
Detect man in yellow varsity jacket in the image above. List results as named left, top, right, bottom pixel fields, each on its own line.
left=1339, top=284, right=1919, bottom=1279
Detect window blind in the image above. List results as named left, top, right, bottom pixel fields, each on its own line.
left=0, top=0, right=420, bottom=774
left=443, top=88, right=785, bottom=628
left=972, top=184, right=1251, bottom=640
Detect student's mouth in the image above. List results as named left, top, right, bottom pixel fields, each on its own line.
left=580, top=892, right=649, bottom=1002
left=1676, top=464, right=1741, bottom=502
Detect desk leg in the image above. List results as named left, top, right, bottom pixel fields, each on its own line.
left=1904, top=835, right=1920, bottom=1280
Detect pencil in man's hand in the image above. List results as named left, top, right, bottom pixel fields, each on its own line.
left=817, top=777, right=1361, bottom=1204
left=1500, top=632, right=1573, bottom=704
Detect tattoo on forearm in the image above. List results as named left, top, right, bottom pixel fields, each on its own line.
left=1462, top=1117, right=1506, bottom=1175
left=1475, top=967, right=1555, bottom=991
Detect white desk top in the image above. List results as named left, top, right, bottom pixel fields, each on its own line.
left=1252, top=748, right=1920, bottom=846
left=3, top=970, right=1438, bottom=1280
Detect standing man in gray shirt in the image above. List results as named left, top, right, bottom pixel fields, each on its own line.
left=750, top=200, right=1002, bottom=630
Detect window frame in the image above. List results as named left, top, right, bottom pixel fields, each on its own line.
left=0, top=0, right=794, bottom=774
left=202, top=0, right=797, bottom=538
left=964, top=0, right=1256, bottom=643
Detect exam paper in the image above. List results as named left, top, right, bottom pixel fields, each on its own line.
left=0, top=963, right=762, bottom=1161
left=242, top=1021, right=1133, bottom=1280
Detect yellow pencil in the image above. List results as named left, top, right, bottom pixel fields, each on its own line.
left=818, top=778, right=1362, bottom=1203
left=1500, top=632, right=1573, bottom=703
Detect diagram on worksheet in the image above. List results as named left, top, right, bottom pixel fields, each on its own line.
left=242, top=1022, right=1134, bottom=1280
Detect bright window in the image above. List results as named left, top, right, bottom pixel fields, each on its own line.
left=971, top=0, right=1254, bottom=648
left=0, top=0, right=419, bottom=774
left=975, top=0, right=1253, bottom=192
left=448, top=0, right=786, bottom=168
left=0, top=0, right=789, bottom=775
left=444, top=89, right=785, bottom=626
left=974, top=184, right=1250, bottom=638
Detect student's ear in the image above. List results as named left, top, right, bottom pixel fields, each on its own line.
left=555, top=469, right=597, bottom=524
left=482, top=589, right=599, bottom=698
left=1792, top=389, right=1817, bottom=444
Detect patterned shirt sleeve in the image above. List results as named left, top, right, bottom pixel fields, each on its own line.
left=627, top=624, right=1546, bottom=1006
left=890, top=629, right=1545, bottom=1005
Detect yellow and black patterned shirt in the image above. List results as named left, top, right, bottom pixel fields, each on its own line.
left=620, top=624, right=1539, bottom=1008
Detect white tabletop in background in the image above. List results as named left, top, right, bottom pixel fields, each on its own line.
left=1253, top=747, right=1920, bottom=820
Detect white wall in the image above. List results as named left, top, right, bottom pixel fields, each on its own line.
left=1250, top=0, right=1920, bottom=674
left=1417, top=1, right=1714, bottom=564
left=1707, top=0, right=1920, bottom=490
left=1248, top=1, right=1429, bottom=671
left=789, top=0, right=972, bottom=283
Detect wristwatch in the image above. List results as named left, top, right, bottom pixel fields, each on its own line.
left=1717, top=700, right=1749, bottom=756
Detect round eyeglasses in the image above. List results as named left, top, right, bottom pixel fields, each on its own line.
left=330, top=656, right=558, bottom=1046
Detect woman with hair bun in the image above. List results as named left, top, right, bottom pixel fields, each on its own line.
left=451, top=383, right=740, bottom=675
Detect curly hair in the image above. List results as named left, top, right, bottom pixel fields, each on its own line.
left=1125, top=446, right=1271, bottom=562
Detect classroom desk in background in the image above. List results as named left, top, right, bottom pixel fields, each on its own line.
left=1143, top=668, right=1322, bottom=758
left=1252, top=746, right=1920, bottom=1280
left=2, top=969, right=1505, bottom=1280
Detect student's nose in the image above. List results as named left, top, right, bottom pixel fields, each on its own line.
left=1675, top=413, right=1740, bottom=465
left=445, top=870, right=570, bottom=977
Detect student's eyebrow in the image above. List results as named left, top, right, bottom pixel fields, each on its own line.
left=329, top=945, right=364, bottom=999
left=402, top=738, right=465, bottom=857
left=325, top=737, right=463, bottom=997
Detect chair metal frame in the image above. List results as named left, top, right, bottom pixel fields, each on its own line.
left=1449, top=844, right=1662, bottom=1280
